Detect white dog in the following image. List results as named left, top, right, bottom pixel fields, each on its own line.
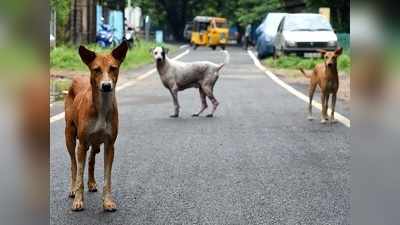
left=152, top=46, right=229, bottom=117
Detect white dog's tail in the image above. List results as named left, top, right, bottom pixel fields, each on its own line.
left=216, top=50, right=230, bottom=71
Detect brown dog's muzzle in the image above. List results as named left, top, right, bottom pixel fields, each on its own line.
left=100, top=81, right=113, bottom=92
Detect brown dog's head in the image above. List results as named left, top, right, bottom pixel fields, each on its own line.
left=79, top=41, right=128, bottom=93
left=318, top=47, right=343, bottom=68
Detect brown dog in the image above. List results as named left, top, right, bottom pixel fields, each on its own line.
left=300, top=47, right=343, bottom=124
left=64, top=42, right=128, bottom=212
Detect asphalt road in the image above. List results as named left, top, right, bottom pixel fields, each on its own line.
left=50, top=46, right=350, bottom=225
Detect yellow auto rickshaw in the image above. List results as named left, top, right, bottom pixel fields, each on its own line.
left=190, top=16, right=229, bottom=50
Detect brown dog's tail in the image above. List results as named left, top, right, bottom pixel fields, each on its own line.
left=299, top=68, right=311, bottom=78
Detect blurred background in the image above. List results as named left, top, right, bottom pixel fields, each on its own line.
left=1, top=0, right=400, bottom=224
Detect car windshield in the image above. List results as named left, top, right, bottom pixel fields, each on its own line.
left=194, top=22, right=209, bottom=31
left=284, top=14, right=333, bottom=32
left=215, top=21, right=227, bottom=28
left=263, top=14, right=286, bottom=35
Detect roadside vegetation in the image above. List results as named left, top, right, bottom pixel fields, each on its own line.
left=50, top=40, right=176, bottom=72
left=264, top=52, right=351, bottom=73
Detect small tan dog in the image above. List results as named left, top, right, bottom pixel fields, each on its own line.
left=300, top=47, right=343, bottom=124
left=64, top=42, right=128, bottom=212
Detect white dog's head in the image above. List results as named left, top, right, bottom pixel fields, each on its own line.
left=151, top=46, right=169, bottom=64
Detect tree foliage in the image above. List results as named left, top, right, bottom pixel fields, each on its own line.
left=51, top=0, right=349, bottom=43
left=132, top=0, right=283, bottom=41
left=304, top=0, right=350, bottom=32
left=50, top=0, right=71, bottom=42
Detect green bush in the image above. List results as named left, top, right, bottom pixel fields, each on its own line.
left=264, top=53, right=350, bottom=73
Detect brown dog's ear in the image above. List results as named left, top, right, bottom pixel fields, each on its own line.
left=112, top=41, right=129, bottom=63
left=335, top=47, right=343, bottom=56
left=317, top=49, right=327, bottom=56
left=79, top=46, right=96, bottom=66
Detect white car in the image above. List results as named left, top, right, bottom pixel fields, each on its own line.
left=274, top=13, right=338, bottom=57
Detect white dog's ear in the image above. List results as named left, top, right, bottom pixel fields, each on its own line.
left=162, top=47, right=169, bottom=54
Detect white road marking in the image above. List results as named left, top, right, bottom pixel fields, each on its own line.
left=179, top=44, right=189, bottom=49
left=221, top=50, right=230, bottom=64
left=50, top=112, right=65, bottom=123
left=247, top=50, right=350, bottom=128
left=50, top=49, right=190, bottom=124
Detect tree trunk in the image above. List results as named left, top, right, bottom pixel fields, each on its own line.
left=157, top=0, right=185, bottom=41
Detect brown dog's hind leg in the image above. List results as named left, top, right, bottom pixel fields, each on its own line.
left=103, top=143, right=117, bottom=212
left=192, top=88, right=208, bottom=117
left=87, top=145, right=100, bottom=192
left=65, top=124, right=77, bottom=198
left=72, top=143, right=88, bottom=211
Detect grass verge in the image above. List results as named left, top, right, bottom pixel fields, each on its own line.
left=50, top=40, right=176, bottom=71
left=264, top=52, right=351, bottom=73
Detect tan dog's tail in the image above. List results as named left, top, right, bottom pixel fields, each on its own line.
left=299, top=68, right=311, bottom=78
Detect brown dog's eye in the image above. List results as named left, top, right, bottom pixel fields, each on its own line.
left=94, top=67, right=102, bottom=74
left=109, top=66, right=118, bottom=72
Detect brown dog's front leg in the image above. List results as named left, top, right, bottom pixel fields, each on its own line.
left=72, top=143, right=88, bottom=211
left=65, top=124, right=77, bottom=198
left=103, top=143, right=117, bottom=212
left=87, top=146, right=99, bottom=192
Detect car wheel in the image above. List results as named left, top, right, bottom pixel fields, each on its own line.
left=274, top=48, right=282, bottom=58
left=221, top=45, right=226, bottom=50
left=193, top=44, right=198, bottom=50
left=211, top=46, right=216, bottom=50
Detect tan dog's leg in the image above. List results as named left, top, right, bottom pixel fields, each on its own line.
left=320, top=93, right=328, bottom=124
left=330, top=93, right=337, bottom=123
left=65, top=124, right=77, bottom=198
left=87, top=145, right=100, bottom=192
left=308, top=82, right=317, bottom=120
left=72, top=143, right=88, bottom=211
left=103, top=143, right=117, bottom=212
